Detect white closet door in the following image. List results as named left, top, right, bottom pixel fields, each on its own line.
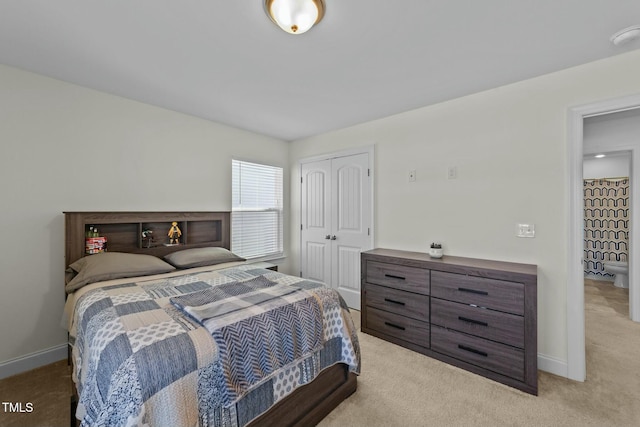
left=301, top=159, right=332, bottom=284
left=331, top=153, right=371, bottom=310
left=301, top=151, right=373, bottom=309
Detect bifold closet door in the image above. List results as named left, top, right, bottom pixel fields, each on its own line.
left=301, top=159, right=332, bottom=286
left=301, top=152, right=372, bottom=309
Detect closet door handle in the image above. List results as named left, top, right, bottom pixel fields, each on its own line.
left=458, top=316, right=488, bottom=327
left=325, top=235, right=331, bottom=240
left=330, top=235, right=337, bottom=240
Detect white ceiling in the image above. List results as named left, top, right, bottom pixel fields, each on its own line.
left=1, top=1, right=639, bottom=141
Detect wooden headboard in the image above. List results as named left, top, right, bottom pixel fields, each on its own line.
left=64, top=211, right=231, bottom=270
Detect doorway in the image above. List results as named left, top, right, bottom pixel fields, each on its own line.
left=299, top=147, right=374, bottom=310
left=568, top=95, right=640, bottom=382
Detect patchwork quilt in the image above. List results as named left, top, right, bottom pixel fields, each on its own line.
left=70, top=265, right=360, bottom=427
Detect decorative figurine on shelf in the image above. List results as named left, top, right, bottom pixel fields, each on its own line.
left=168, top=222, right=182, bottom=245
left=142, top=229, right=153, bottom=248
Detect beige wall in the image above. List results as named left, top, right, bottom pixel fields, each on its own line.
left=0, top=65, right=289, bottom=371
left=288, top=50, right=640, bottom=372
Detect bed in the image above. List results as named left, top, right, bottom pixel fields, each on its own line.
left=63, top=211, right=359, bottom=427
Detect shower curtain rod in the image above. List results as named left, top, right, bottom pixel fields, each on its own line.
left=583, top=176, right=629, bottom=182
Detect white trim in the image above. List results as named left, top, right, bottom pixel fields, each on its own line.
left=299, top=145, right=376, bottom=165
left=0, top=344, right=67, bottom=380
left=567, top=107, right=586, bottom=382
left=567, top=92, right=640, bottom=382
left=538, top=353, right=568, bottom=378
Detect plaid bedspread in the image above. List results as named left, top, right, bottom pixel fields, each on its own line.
left=70, top=265, right=360, bottom=427
left=170, top=275, right=324, bottom=408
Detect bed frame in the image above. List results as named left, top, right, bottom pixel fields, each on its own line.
left=64, top=211, right=356, bottom=427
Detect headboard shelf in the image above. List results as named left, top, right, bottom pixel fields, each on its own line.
left=64, top=211, right=231, bottom=269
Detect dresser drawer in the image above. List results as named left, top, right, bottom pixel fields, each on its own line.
left=366, top=260, right=429, bottom=295
left=431, top=326, right=524, bottom=381
left=366, top=307, right=430, bottom=348
left=431, top=271, right=524, bottom=315
left=366, top=283, right=429, bottom=322
left=431, top=298, right=524, bottom=348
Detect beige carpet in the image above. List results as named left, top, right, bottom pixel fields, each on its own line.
left=1, top=279, right=638, bottom=427
left=0, top=358, right=70, bottom=427
left=320, top=279, right=639, bottom=427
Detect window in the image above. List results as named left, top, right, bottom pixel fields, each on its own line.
left=232, top=159, right=284, bottom=260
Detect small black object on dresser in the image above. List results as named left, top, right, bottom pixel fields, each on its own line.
left=361, top=248, right=538, bottom=395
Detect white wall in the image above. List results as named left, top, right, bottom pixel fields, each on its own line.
left=288, top=49, right=640, bottom=375
left=3, top=48, right=640, bottom=379
left=583, top=108, right=640, bottom=179
left=584, top=108, right=640, bottom=153
left=0, top=65, right=289, bottom=377
left=583, top=154, right=630, bottom=179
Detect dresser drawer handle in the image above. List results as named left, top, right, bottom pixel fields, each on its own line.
left=458, top=316, right=488, bottom=327
left=384, top=321, right=406, bottom=331
left=385, top=274, right=406, bottom=281
left=384, top=298, right=406, bottom=306
left=458, top=344, right=488, bottom=357
left=458, top=287, right=488, bottom=296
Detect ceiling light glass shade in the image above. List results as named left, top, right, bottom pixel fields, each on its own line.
left=610, top=25, right=640, bottom=46
left=265, top=0, right=325, bottom=34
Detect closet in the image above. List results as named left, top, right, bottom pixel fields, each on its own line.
left=300, top=150, right=373, bottom=309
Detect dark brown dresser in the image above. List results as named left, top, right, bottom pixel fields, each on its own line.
left=361, top=248, right=538, bottom=395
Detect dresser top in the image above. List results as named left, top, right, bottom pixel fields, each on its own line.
left=362, top=248, right=537, bottom=280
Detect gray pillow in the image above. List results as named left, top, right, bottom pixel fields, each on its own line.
left=65, top=252, right=175, bottom=293
left=164, top=247, right=245, bottom=269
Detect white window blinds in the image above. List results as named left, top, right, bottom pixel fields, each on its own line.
left=232, top=159, right=284, bottom=260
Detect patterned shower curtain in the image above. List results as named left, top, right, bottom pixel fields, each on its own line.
left=583, top=178, right=629, bottom=280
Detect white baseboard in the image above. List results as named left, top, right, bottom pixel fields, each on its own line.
left=0, top=344, right=67, bottom=380
left=538, top=353, right=569, bottom=378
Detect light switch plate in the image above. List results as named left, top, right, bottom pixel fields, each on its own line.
left=517, top=223, right=535, bottom=238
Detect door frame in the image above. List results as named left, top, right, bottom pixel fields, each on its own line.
left=299, top=144, right=375, bottom=282
left=567, top=93, right=640, bottom=382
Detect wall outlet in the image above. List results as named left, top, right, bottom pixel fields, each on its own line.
left=409, top=170, right=416, bottom=182
left=517, top=223, right=535, bottom=238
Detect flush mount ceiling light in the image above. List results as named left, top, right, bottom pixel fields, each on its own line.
left=595, top=154, right=606, bottom=158
left=610, top=25, right=640, bottom=46
left=265, top=0, right=325, bottom=34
